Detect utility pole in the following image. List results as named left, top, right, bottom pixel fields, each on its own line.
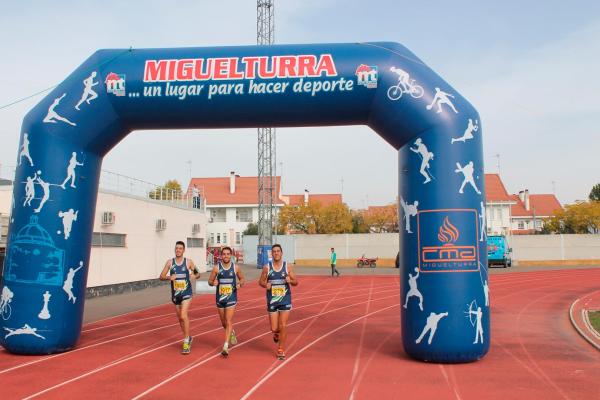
left=256, top=0, right=276, bottom=267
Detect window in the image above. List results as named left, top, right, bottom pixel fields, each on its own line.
left=92, top=232, right=126, bottom=247
left=210, top=208, right=226, bottom=222
left=535, top=220, right=543, bottom=229
left=236, top=208, right=252, bottom=222
left=495, top=209, right=502, bottom=221
left=236, top=232, right=242, bottom=245
left=187, top=237, right=204, bottom=248
left=517, top=221, right=524, bottom=230
left=210, top=233, right=215, bottom=244
left=223, top=233, right=228, bottom=244
left=216, top=233, right=221, bottom=244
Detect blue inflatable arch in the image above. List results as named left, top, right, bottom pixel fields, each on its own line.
left=1, top=42, right=489, bottom=362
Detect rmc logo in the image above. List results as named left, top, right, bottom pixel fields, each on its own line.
left=417, top=209, right=479, bottom=273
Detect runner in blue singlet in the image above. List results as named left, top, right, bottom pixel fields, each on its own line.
left=259, top=243, right=298, bottom=360
left=208, top=246, right=245, bottom=357
left=159, top=241, right=201, bottom=354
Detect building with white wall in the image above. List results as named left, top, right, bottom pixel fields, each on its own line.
left=0, top=173, right=208, bottom=289
left=188, top=172, right=342, bottom=251
left=484, top=174, right=515, bottom=236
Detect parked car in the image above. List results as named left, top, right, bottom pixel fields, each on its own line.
left=487, top=235, right=512, bottom=268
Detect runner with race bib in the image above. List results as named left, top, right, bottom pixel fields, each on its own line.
left=208, top=246, right=245, bottom=357
left=259, top=244, right=299, bottom=360
left=159, top=241, right=201, bottom=354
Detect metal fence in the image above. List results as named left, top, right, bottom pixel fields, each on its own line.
left=0, top=164, right=204, bottom=211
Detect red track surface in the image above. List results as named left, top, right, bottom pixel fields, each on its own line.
left=1, top=269, right=599, bottom=399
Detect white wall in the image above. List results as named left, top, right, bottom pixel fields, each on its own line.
left=0, top=185, right=208, bottom=287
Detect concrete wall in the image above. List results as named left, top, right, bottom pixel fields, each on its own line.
left=510, top=234, right=600, bottom=264
left=243, top=232, right=600, bottom=267
left=243, top=233, right=399, bottom=267
left=243, top=234, right=296, bottom=266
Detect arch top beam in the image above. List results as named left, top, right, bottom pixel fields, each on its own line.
left=2, top=41, right=487, bottom=363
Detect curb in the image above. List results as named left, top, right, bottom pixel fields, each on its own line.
left=569, top=297, right=600, bottom=351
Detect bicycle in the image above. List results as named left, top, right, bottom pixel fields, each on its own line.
left=387, top=80, right=424, bottom=101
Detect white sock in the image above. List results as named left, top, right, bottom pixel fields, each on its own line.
left=223, top=341, right=229, bottom=350
left=184, top=336, right=191, bottom=343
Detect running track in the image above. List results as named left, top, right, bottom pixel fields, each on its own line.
left=1, top=269, right=599, bottom=399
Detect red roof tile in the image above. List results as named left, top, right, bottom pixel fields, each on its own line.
left=510, top=193, right=562, bottom=217
left=484, top=174, right=512, bottom=202
left=187, top=176, right=284, bottom=206
left=283, top=193, right=343, bottom=207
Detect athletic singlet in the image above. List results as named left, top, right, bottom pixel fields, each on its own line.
left=170, top=258, right=192, bottom=299
left=266, top=261, right=292, bottom=306
left=216, top=262, right=237, bottom=305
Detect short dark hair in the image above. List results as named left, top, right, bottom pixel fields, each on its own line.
left=271, top=243, right=282, bottom=252
left=175, top=241, right=185, bottom=249
left=331, top=247, right=335, bottom=250
left=222, top=246, right=232, bottom=254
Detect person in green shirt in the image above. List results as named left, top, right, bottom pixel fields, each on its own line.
left=330, top=247, right=340, bottom=277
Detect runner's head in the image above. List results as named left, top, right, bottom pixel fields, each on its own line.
left=271, top=244, right=283, bottom=262
left=331, top=247, right=334, bottom=252
left=175, top=241, right=185, bottom=257
left=221, top=246, right=232, bottom=264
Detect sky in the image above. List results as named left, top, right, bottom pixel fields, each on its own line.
left=0, top=1, right=599, bottom=208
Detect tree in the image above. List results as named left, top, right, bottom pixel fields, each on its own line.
left=589, top=183, right=600, bottom=202
left=363, top=204, right=399, bottom=233
left=243, top=223, right=258, bottom=235
left=149, top=179, right=183, bottom=200
left=277, top=201, right=353, bottom=234
left=543, top=201, right=600, bottom=234
left=351, top=210, right=369, bottom=233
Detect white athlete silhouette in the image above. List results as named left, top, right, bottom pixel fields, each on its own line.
left=4, top=324, right=46, bottom=340
left=483, top=280, right=489, bottom=307
left=1, top=286, right=14, bottom=320
left=404, top=267, right=424, bottom=311
left=60, top=152, right=84, bottom=189
left=400, top=197, right=419, bottom=233
left=63, top=262, right=84, bottom=304
left=58, top=209, right=78, bottom=239
left=479, top=201, right=486, bottom=242
left=38, top=291, right=51, bottom=320
left=19, top=133, right=34, bottom=167
left=43, top=93, right=76, bottom=126
left=451, top=119, right=479, bottom=144
left=390, top=66, right=410, bottom=89
left=426, top=87, right=458, bottom=114
left=416, top=311, right=448, bottom=345
left=34, top=172, right=51, bottom=213
left=454, top=161, right=481, bottom=194
left=410, top=138, right=434, bottom=184
left=468, top=306, right=484, bottom=344
left=23, top=172, right=38, bottom=207
left=75, top=71, right=99, bottom=110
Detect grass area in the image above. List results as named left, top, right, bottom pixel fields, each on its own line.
left=589, top=311, right=600, bottom=333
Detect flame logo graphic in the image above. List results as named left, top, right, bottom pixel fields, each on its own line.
left=437, top=217, right=460, bottom=243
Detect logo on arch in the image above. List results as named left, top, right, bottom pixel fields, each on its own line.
left=105, top=72, right=126, bottom=96
left=417, top=209, right=479, bottom=273
left=355, top=64, right=378, bottom=89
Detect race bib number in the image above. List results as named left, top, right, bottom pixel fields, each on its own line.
left=219, top=284, right=233, bottom=296
left=173, top=280, right=187, bottom=291
left=271, top=285, right=286, bottom=297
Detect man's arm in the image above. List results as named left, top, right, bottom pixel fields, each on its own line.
left=286, top=265, right=299, bottom=287
left=207, top=265, right=219, bottom=286
left=258, top=266, right=270, bottom=289
left=187, top=259, right=201, bottom=279
left=159, top=260, right=175, bottom=281
left=235, top=265, right=246, bottom=289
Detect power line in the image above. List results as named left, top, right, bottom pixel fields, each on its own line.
left=0, top=47, right=133, bottom=112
